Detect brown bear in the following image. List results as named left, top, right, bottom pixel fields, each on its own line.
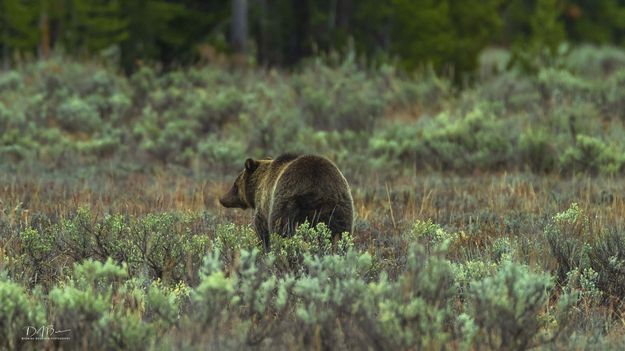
left=219, top=153, right=354, bottom=250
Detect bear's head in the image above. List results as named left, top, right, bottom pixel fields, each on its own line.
left=219, top=158, right=260, bottom=209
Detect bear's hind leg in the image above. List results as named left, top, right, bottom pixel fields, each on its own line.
left=268, top=199, right=302, bottom=238
left=254, top=213, right=270, bottom=251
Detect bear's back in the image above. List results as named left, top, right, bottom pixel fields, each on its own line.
left=267, top=154, right=354, bottom=237
left=274, top=155, right=348, bottom=197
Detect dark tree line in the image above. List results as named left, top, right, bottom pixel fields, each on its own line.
left=1, top=0, right=625, bottom=74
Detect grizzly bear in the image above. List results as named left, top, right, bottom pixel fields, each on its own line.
left=219, top=153, right=354, bottom=250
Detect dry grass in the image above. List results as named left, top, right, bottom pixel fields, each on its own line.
left=3, top=169, right=625, bottom=254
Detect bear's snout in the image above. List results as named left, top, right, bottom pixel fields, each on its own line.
left=219, top=187, right=246, bottom=209
left=218, top=194, right=232, bottom=208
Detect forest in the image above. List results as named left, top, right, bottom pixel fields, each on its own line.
left=2, top=1, right=625, bottom=350
left=1, top=0, right=625, bottom=74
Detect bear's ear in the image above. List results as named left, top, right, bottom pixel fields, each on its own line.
left=245, top=158, right=259, bottom=173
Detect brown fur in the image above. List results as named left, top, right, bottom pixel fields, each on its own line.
left=219, top=154, right=354, bottom=250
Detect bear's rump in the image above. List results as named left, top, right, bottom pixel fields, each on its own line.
left=268, top=190, right=351, bottom=237
left=266, top=155, right=353, bottom=237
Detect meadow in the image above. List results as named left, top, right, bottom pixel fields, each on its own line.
left=1, top=45, right=625, bottom=350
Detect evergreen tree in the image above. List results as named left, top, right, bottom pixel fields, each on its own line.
left=564, top=0, right=625, bottom=44
left=70, top=0, right=128, bottom=53
left=120, top=0, right=186, bottom=72
left=0, top=0, right=39, bottom=67
left=2, top=0, right=625, bottom=76
left=387, top=0, right=501, bottom=78
left=120, top=0, right=228, bottom=71
left=531, top=0, right=566, bottom=55
left=509, top=0, right=566, bottom=72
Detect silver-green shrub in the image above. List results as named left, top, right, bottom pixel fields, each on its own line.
left=0, top=278, right=46, bottom=350
left=465, top=261, right=575, bottom=350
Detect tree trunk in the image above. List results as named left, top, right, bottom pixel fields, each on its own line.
left=337, top=0, right=352, bottom=29
left=257, top=0, right=268, bottom=65
left=231, top=0, right=247, bottom=54
left=288, top=0, right=310, bottom=65
left=329, top=0, right=337, bottom=29
left=39, top=9, right=50, bottom=60
left=2, top=27, right=8, bottom=70
left=1, top=4, right=7, bottom=70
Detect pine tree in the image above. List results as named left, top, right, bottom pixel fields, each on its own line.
left=565, top=0, right=625, bottom=45
left=57, top=0, right=128, bottom=56
left=530, top=0, right=566, bottom=55
left=508, top=0, right=566, bottom=72
left=387, top=0, right=501, bottom=79
left=0, top=0, right=39, bottom=68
